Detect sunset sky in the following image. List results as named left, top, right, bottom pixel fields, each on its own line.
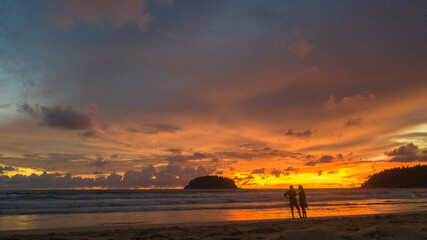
left=0, top=0, right=426, bottom=189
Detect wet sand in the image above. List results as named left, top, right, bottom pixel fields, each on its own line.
left=0, top=212, right=426, bottom=239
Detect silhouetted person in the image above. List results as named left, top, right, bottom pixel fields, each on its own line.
left=298, top=185, right=308, bottom=218
left=283, top=185, right=301, bottom=218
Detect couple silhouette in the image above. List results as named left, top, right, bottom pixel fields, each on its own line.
left=283, top=185, right=308, bottom=218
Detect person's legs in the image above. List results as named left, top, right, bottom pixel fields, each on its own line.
left=296, top=206, right=301, bottom=218
left=302, top=207, right=306, bottom=218
left=290, top=206, right=295, bottom=218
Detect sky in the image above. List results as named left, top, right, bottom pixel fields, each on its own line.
left=0, top=0, right=426, bottom=189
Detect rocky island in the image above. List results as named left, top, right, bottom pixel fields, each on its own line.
left=184, top=175, right=238, bottom=189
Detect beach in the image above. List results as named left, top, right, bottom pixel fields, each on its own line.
left=0, top=212, right=426, bottom=239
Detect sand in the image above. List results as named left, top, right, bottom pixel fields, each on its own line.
left=0, top=212, right=426, bottom=240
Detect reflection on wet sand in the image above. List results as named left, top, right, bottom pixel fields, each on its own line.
left=1, top=202, right=424, bottom=231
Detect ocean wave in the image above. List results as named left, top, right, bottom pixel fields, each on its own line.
left=1, top=189, right=426, bottom=215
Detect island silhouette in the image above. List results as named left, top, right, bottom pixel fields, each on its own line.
left=362, top=164, right=426, bottom=188
left=184, top=175, right=238, bottom=189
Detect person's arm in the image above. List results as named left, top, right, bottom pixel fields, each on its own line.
left=283, top=191, right=289, bottom=199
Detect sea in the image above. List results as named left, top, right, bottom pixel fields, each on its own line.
left=1, top=188, right=426, bottom=231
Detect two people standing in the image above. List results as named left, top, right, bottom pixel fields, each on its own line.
left=283, top=185, right=308, bottom=218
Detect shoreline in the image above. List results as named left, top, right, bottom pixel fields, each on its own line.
left=1, top=211, right=426, bottom=239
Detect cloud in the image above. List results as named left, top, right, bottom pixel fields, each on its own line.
left=165, top=152, right=215, bottom=164
left=79, top=129, right=98, bottom=138
left=218, top=147, right=300, bottom=160
left=327, top=169, right=339, bottom=174
left=0, top=164, right=215, bottom=189
left=284, top=167, right=297, bottom=171
left=270, top=168, right=281, bottom=177
left=143, top=123, right=182, bottom=134
left=305, top=154, right=344, bottom=166
left=0, top=103, right=12, bottom=109
left=88, top=157, right=112, bottom=168
left=251, top=168, right=265, bottom=174
left=324, top=91, right=376, bottom=110
left=46, top=0, right=153, bottom=31
left=288, top=40, right=313, bottom=59
left=285, top=129, right=312, bottom=137
left=385, top=143, right=427, bottom=162
left=18, top=103, right=40, bottom=117
left=0, top=166, right=17, bottom=174
left=164, top=148, right=182, bottom=154
left=245, top=174, right=255, bottom=180
left=126, top=127, right=141, bottom=133
left=345, top=117, right=363, bottom=127
left=385, top=143, right=418, bottom=156
left=40, top=105, right=93, bottom=130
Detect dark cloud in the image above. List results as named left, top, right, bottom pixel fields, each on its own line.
left=0, top=166, right=17, bottom=174
left=143, top=123, right=182, bottom=134
left=245, top=174, right=255, bottom=180
left=46, top=153, right=91, bottom=162
left=327, top=169, right=339, bottom=174
left=0, top=164, right=215, bottom=189
left=79, top=129, right=98, bottom=138
left=345, top=117, right=363, bottom=127
left=151, top=165, right=212, bottom=188
left=385, top=143, right=427, bottom=162
left=88, top=157, right=112, bottom=168
left=270, top=168, right=281, bottom=177
left=126, top=127, right=141, bottom=133
left=40, top=105, right=93, bottom=130
left=239, top=142, right=267, bottom=150
left=164, top=148, right=182, bottom=154
left=285, top=129, right=312, bottom=137
left=251, top=168, right=265, bottom=174
left=305, top=154, right=344, bottom=166
left=385, top=143, right=418, bottom=156
left=18, top=103, right=40, bottom=117
left=284, top=167, right=297, bottom=171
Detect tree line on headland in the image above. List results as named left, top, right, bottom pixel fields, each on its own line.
left=361, top=164, right=427, bottom=188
